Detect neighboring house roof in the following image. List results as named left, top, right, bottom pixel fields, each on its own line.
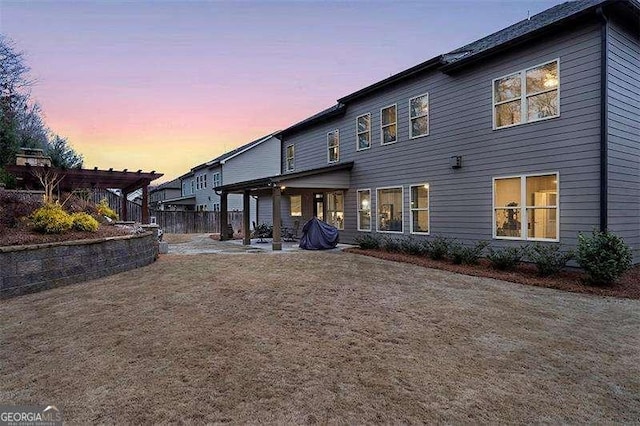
left=151, top=177, right=181, bottom=193
left=182, top=132, right=280, bottom=175
left=219, top=132, right=280, bottom=164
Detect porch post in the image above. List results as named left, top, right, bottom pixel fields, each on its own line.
left=220, top=191, right=228, bottom=241
left=121, top=191, right=128, bottom=221
left=272, top=185, right=282, bottom=251
left=141, top=184, right=149, bottom=224
left=242, top=190, right=251, bottom=245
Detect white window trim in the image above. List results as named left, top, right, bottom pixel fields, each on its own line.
left=409, top=93, right=429, bottom=139
left=409, top=183, right=430, bottom=235
left=212, top=172, right=221, bottom=189
left=492, top=58, right=560, bottom=130
left=376, top=185, right=404, bottom=234
left=285, top=144, right=295, bottom=172
left=327, top=129, right=340, bottom=163
left=492, top=172, right=560, bottom=242
left=326, top=191, right=344, bottom=230
left=356, top=113, right=371, bottom=151
left=380, top=104, right=398, bottom=145
left=357, top=188, right=372, bottom=232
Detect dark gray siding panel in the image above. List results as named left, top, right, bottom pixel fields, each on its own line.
left=283, top=24, right=603, bottom=253
left=608, top=18, right=640, bottom=262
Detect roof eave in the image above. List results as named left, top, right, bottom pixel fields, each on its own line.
left=337, top=56, right=442, bottom=104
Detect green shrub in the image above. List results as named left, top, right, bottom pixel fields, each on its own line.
left=354, top=233, right=381, bottom=250
left=487, top=246, right=525, bottom=271
left=97, top=198, right=118, bottom=220
left=527, top=243, right=574, bottom=276
left=576, top=230, right=632, bottom=285
left=427, top=236, right=450, bottom=260
left=382, top=237, right=403, bottom=253
left=400, top=236, right=427, bottom=256
left=71, top=212, right=99, bottom=232
left=450, top=240, right=489, bottom=265
left=31, top=203, right=73, bottom=234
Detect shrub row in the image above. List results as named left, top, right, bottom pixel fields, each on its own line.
left=31, top=203, right=100, bottom=234
left=354, top=230, right=632, bottom=285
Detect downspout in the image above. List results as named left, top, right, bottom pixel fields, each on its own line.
left=596, top=6, right=609, bottom=232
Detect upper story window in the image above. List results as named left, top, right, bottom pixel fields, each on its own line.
left=493, top=59, right=559, bottom=129
left=285, top=144, right=295, bottom=172
left=196, top=174, right=207, bottom=190
left=381, top=104, right=397, bottom=145
left=410, top=184, right=429, bottom=234
left=327, top=130, right=339, bottom=163
left=357, top=189, right=371, bottom=231
left=409, top=94, right=429, bottom=138
left=212, top=172, right=221, bottom=188
left=493, top=172, right=558, bottom=241
left=356, top=113, right=371, bottom=151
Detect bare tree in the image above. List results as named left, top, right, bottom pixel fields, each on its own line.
left=31, top=167, right=65, bottom=203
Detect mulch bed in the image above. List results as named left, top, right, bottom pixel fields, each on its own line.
left=0, top=225, right=132, bottom=247
left=344, top=248, right=640, bottom=300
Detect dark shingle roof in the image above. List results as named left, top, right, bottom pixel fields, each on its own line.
left=154, top=177, right=181, bottom=191
left=278, top=104, right=347, bottom=137
left=442, top=0, right=607, bottom=65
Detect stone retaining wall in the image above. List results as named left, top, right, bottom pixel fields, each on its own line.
left=0, top=232, right=158, bottom=298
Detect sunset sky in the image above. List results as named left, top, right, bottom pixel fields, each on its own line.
left=1, top=0, right=562, bottom=183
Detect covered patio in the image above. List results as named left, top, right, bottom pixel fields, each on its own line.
left=5, top=164, right=163, bottom=223
left=215, top=162, right=353, bottom=250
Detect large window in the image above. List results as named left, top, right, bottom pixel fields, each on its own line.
left=327, top=130, right=339, bottom=163
left=212, top=172, right=221, bottom=189
left=493, top=173, right=558, bottom=241
left=285, top=144, right=295, bottom=172
left=196, top=174, right=207, bottom=190
left=356, top=113, right=371, bottom=151
left=290, top=195, right=302, bottom=217
left=410, top=184, right=429, bottom=234
left=377, top=187, right=403, bottom=232
left=326, top=191, right=344, bottom=230
left=357, top=189, right=371, bottom=231
left=493, top=59, right=559, bottom=129
left=409, top=94, right=429, bottom=138
left=381, top=104, right=397, bottom=144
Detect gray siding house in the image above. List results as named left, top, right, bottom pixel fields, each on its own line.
left=216, top=0, right=639, bottom=261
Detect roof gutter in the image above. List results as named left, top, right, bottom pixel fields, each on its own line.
left=596, top=5, right=609, bottom=232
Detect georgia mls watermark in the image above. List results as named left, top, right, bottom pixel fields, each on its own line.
left=0, top=405, right=63, bottom=426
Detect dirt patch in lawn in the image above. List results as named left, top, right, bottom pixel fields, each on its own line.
left=345, top=248, right=640, bottom=300
left=1, top=252, right=639, bottom=423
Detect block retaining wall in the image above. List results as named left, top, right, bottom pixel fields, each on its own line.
left=0, top=232, right=158, bottom=298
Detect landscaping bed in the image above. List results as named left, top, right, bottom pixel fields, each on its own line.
left=345, top=247, right=640, bottom=300
left=0, top=224, right=130, bottom=247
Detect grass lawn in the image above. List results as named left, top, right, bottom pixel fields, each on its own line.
left=1, top=252, right=639, bottom=423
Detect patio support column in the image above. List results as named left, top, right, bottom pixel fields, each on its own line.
left=272, top=185, right=282, bottom=251
left=220, top=191, right=229, bottom=241
left=242, top=190, right=251, bottom=245
left=141, top=184, right=149, bottom=224
left=121, top=191, right=128, bottom=221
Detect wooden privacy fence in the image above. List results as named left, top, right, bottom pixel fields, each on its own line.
left=91, top=189, right=143, bottom=222
left=151, top=211, right=244, bottom=234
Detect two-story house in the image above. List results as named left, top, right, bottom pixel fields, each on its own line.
left=149, top=178, right=182, bottom=211
left=165, top=132, right=281, bottom=220
left=216, top=0, right=639, bottom=261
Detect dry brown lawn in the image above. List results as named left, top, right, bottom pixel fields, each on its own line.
left=1, top=252, right=639, bottom=423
